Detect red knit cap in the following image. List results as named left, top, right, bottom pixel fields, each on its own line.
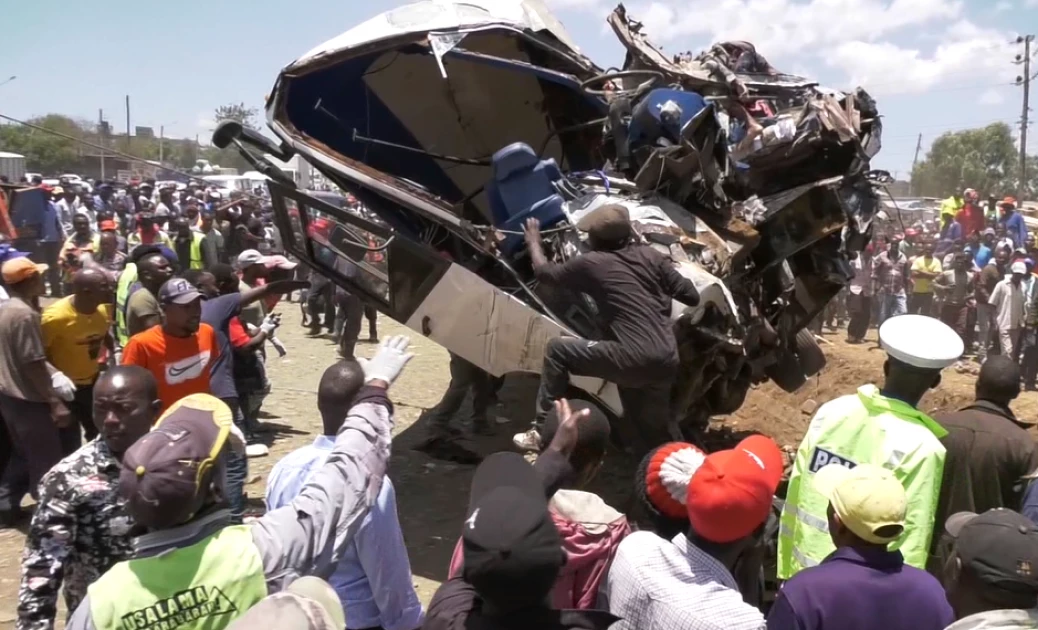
left=644, top=442, right=707, bottom=520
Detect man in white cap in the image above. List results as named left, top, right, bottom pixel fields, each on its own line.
left=988, top=261, right=1028, bottom=361
left=778, top=314, right=964, bottom=579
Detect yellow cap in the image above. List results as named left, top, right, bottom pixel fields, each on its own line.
left=815, top=464, right=907, bottom=544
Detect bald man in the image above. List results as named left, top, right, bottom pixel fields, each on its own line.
left=41, top=269, right=115, bottom=447
left=18, top=366, right=161, bottom=630
left=266, top=360, right=424, bottom=630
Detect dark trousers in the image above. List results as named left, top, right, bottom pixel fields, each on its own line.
left=364, top=305, right=378, bottom=339
left=1022, top=328, right=1038, bottom=390
left=846, top=293, right=872, bottom=341
left=68, top=382, right=98, bottom=443
left=426, top=353, right=493, bottom=431
left=306, top=274, right=335, bottom=330
left=0, top=409, right=10, bottom=510
left=940, top=303, right=971, bottom=346
left=37, top=241, right=63, bottom=297
left=908, top=292, right=934, bottom=316
left=334, top=292, right=364, bottom=358
left=535, top=336, right=674, bottom=451
left=221, top=397, right=248, bottom=523
left=0, top=394, right=76, bottom=511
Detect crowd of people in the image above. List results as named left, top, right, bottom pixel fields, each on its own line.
left=0, top=174, right=1035, bottom=630
left=830, top=189, right=1038, bottom=390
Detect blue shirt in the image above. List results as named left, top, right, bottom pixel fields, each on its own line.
left=39, top=202, right=63, bottom=242
left=200, top=294, right=242, bottom=401
left=767, top=547, right=953, bottom=630
left=266, top=437, right=424, bottom=630
left=1002, top=212, right=1029, bottom=249
left=974, top=244, right=993, bottom=269
left=1022, top=479, right=1038, bottom=525
left=941, top=221, right=963, bottom=243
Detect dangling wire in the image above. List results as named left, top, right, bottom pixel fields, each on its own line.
left=0, top=111, right=268, bottom=201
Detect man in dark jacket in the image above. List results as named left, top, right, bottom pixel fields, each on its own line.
left=930, top=355, right=1038, bottom=573
left=516, top=205, right=700, bottom=453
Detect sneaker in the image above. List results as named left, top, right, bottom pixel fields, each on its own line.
left=512, top=428, right=542, bottom=452
left=246, top=444, right=270, bottom=458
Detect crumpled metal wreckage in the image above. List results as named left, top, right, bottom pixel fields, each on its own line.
left=218, top=0, right=884, bottom=447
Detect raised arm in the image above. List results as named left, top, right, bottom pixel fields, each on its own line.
left=249, top=337, right=413, bottom=591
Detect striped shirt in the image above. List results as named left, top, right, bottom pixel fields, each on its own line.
left=602, top=531, right=765, bottom=630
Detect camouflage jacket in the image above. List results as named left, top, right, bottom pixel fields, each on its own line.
left=17, top=439, right=135, bottom=630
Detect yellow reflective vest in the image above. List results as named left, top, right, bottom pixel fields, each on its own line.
left=88, top=525, right=266, bottom=630
left=183, top=232, right=204, bottom=270
left=778, top=384, right=947, bottom=579
left=940, top=196, right=962, bottom=218
left=114, top=263, right=138, bottom=348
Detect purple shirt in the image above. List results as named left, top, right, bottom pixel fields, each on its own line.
left=767, top=547, right=953, bottom=630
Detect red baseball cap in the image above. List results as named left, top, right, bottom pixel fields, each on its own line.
left=99, top=220, right=117, bottom=231
left=686, top=435, right=783, bottom=543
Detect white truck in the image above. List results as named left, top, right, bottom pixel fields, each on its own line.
left=0, top=152, right=26, bottom=182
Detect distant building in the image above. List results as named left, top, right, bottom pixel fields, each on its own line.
left=264, top=153, right=312, bottom=189
left=885, top=180, right=911, bottom=197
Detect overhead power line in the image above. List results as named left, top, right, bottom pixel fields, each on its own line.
left=0, top=111, right=267, bottom=201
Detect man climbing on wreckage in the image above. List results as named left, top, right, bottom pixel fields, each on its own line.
left=513, top=204, right=701, bottom=454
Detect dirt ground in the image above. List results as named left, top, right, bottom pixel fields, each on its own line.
left=0, top=315, right=1035, bottom=628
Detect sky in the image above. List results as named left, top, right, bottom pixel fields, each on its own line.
left=1, top=0, right=1035, bottom=180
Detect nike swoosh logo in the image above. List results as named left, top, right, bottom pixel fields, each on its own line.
left=168, top=359, right=203, bottom=378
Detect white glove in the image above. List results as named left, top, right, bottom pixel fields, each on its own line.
left=227, top=422, right=247, bottom=456
left=259, top=313, right=280, bottom=336
left=50, top=370, right=76, bottom=402
left=358, top=335, right=413, bottom=385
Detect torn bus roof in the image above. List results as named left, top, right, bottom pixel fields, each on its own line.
left=242, top=0, right=886, bottom=448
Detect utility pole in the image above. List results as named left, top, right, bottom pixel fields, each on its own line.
left=910, top=133, right=922, bottom=196
left=1015, top=35, right=1034, bottom=199
left=98, top=109, right=106, bottom=180
left=125, top=95, right=131, bottom=149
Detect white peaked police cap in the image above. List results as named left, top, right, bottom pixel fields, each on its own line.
left=879, top=314, right=964, bottom=370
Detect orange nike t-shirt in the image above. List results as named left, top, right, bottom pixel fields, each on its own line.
left=122, top=324, right=219, bottom=413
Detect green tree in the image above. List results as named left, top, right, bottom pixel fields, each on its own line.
left=0, top=114, right=90, bottom=174
left=213, top=103, right=259, bottom=130
left=910, top=123, right=1019, bottom=198
left=1023, top=154, right=1038, bottom=201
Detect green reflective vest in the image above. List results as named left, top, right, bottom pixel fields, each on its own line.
left=115, top=263, right=139, bottom=348
left=777, top=384, right=947, bottom=579
left=179, top=232, right=205, bottom=270
left=88, top=524, right=266, bottom=630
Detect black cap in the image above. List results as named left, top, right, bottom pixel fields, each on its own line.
left=946, top=509, right=1038, bottom=594
left=158, top=278, right=203, bottom=305
left=120, top=395, right=233, bottom=530
left=461, top=452, right=565, bottom=610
